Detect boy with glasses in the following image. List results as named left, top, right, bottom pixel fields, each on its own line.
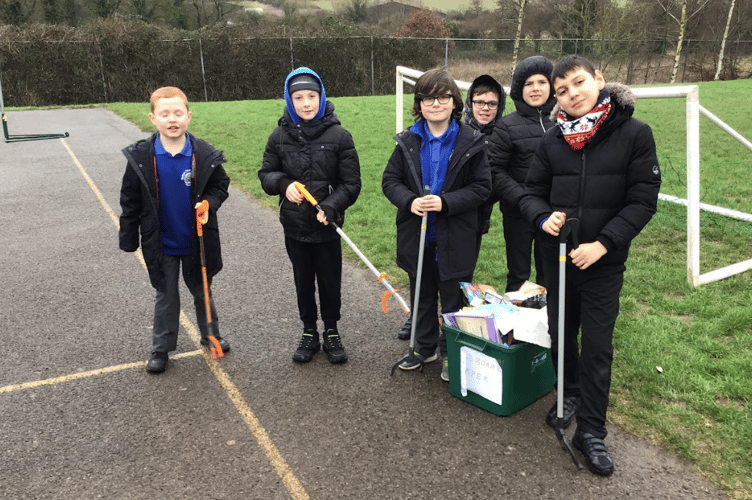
left=383, top=68, right=492, bottom=382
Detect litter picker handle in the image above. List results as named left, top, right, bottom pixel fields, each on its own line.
left=294, top=182, right=321, bottom=210
left=558, top=217, right=580, bottom=249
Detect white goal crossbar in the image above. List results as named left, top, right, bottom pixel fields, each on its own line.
left=396, top=66, right=752, bottom=286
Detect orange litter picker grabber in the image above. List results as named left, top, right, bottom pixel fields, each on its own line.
left=195, top=200, right=224, bottom=359
left=293, top=182, right=410, bottom=315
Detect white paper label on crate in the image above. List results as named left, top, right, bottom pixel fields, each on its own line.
left=460, top=346, right=503, bottom=406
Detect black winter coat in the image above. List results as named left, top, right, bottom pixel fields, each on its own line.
left=488, top=56, right=556, bottom=215
left=382, top=121, right=492, bottom=281
left=489, top=98, right=556, bottom=214
left=519, top=83, right=661, bottom=266
left=259, top=101, right=361, bottom=243
left=119, top=132, right=230, bottom=292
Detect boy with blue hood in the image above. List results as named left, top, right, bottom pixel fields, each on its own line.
left=259, top=67, right=361, bottom=364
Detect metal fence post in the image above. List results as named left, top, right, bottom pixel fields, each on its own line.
left=199, top=38, right=208, bottom=102
left=97, top=39, right=107, bottom=103
left=290, top=38, right=294, bottom=70
left=371, top=36, right=375, bottom=96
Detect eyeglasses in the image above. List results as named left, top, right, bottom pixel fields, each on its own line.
left=421, top=94, right=453, bottom=105
left=472, top=100, right=499, bottom=110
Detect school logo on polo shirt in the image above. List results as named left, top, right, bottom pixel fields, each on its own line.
left=181, top=170, right=192, bottom=187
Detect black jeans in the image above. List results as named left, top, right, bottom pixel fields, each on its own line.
left=285, top=237, right=342, bottom=328
left=409, top=243, right=470, bottom=359
left=502, top=210, right=546, bottom=292
left=543, top=253, right=625, bottom=439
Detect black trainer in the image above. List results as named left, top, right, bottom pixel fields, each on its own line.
left=200, top=336, right=231, bottom=353
left=546, top=396, right=579, bottom=429
left=292, top=330, right=320, bottom=363
left=572, top=431, right=614, bottom=476
left=323, top=329, right=348, bottom=364
left=146, top=351, right=168, bottom=373
left=397, top=315, right=412, bottom=340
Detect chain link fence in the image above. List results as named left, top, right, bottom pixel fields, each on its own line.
left=1, top=32, right=750, bottom=106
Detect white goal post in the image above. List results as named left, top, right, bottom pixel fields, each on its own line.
left=395, top=66, right=752, bottom=286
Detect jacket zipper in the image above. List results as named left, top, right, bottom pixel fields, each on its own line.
left=577, top=150, right=586, bottom=221
left=537, top=109, right=546, bottom=133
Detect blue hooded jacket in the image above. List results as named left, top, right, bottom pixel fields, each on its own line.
left=284, top=67, right=327, bottom=123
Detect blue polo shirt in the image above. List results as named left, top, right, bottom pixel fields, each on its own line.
left=410, top=118, right=459, bottom=243
left=155, top=134, right=193, bottom=256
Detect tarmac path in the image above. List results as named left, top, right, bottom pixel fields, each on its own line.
left=0, top=108, right=729, bottom=499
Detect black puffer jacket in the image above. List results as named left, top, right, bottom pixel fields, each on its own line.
left=259, top=101, right=361, bottom=243
left=519, top=83, right=661, bottom=266
left=119, top=132, right=230, bottom=292
left=489, top=55, right=556, bottom=214
left=382, top=121, right=492, bottom=281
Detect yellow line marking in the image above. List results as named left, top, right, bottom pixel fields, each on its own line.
left=55, top=138, right=311, bottom=500
left=0, top=351, right=202, bottom=394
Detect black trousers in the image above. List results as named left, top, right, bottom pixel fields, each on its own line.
left=542, top=253, right=625, bottom=439
left=502, top=210, right=546, bottom=292
left=409, top=243, right=470, bottom=359
left=285, top=237, right=342, bottom=328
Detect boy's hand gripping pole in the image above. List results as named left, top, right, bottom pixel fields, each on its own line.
left=196, top=200, right=223, bottom=359
left=293, top=182, right=410, bottom=315
left=555, top=217, right=581, bottom=469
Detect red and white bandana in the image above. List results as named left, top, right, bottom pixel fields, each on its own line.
left=557, top=92, right=612, bottom=151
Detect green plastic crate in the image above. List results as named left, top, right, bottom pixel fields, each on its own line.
left=444, top=324, right=555, bottom=416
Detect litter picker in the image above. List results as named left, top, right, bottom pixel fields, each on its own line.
left=555, top=217, right=582, bottom=469
left=390, top=186, right=430, bottom=376
left=0, top=71, right=69, bottom=143
left=195, top=200, right=224, bottom=359
left=293, top=182, right=410, bottom=315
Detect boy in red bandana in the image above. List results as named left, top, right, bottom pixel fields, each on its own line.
left=519, top=55, right=661, bottom=476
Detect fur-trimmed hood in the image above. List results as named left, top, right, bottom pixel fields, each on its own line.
left=550, top=82, right=635, bottom=121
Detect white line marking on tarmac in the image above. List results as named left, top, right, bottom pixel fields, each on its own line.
left=2, top=137, right=313, bottom=500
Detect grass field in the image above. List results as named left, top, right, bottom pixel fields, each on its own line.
left=107, top=78, right=752, bottom=499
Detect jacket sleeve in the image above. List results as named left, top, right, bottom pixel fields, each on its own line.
left=203, top=160, right=230, bottom=213
left=382, top=144, right=418, bottom=213
left=440, top=149, right=492, bottom=216
left=489, top=121, right=524, bottom=209
left=519, top=142, right=554, bottom=230
left=119, top=163, right=142, bottom=252
left=258, top=128, right=292, bottom=196
left=597, top=123, right=661, bottom=252
left=319, top=127, right=361, bottom=218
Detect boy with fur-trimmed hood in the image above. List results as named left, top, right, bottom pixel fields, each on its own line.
left=520, top=55, right=661, bottom=476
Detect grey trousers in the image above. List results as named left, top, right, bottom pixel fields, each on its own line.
left=153, top=254, right=219, bottom=353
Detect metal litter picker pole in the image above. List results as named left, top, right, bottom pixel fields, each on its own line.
left=391, top=185, right=430, bottom=376
left=293, top=182, right=410, bottom=315
left=0, top=71, right=69, bottom=143
left=556, top=217, right=582, bottom=469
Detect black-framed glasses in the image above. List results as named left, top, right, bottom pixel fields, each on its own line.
left=421, top=94, right=453, bottom=105
left=472, top=100, right=499, bottom=110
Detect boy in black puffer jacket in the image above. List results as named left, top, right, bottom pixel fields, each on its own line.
left=383, top=68, right=491, bottom=382
left=520, top=55, right=661, bottom=476
left=489, top=55, right=556, bottom=292
left=259, top=67, right=361, bottom=364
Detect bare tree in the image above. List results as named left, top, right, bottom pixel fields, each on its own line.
left=656, top=0, right=711, bottom=83
left=714, top=0, right=736, bottom=80
left=511, top=0, right=526, bottom=75
left=131, top=0, right=156, bottom=21
left=0, top=0, right=36, bottom=24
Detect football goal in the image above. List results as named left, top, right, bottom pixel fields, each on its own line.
left=395, top=66, right=752, bottom=286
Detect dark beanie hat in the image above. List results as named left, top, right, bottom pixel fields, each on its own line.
left=288, top=74, right=321, bottom=94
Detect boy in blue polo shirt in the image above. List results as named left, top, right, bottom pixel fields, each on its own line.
left=119, top=86, right=231, bottom=374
